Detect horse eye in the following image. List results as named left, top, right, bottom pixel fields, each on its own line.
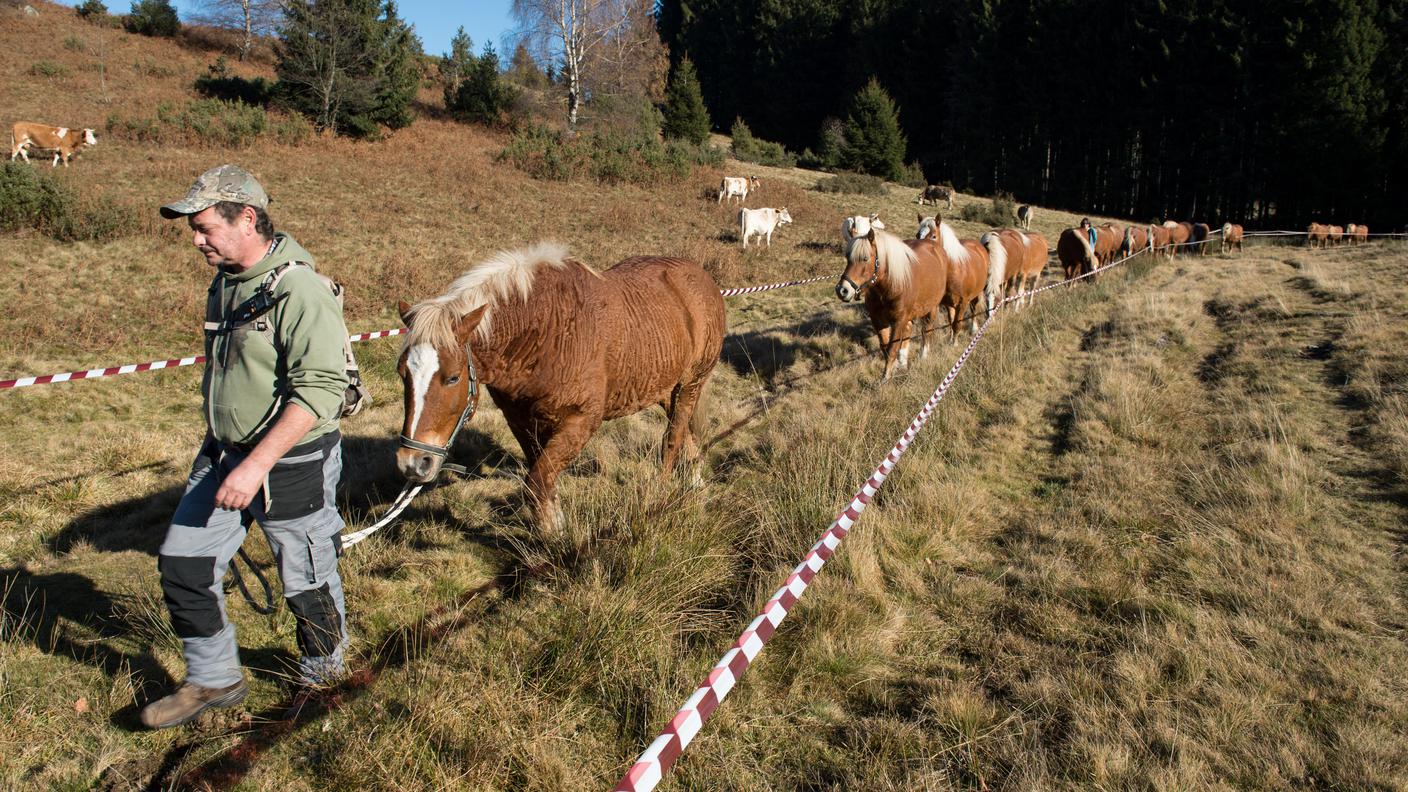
left=445, top=375, right=460, bottom=385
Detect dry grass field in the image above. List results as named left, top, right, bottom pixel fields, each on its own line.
left=3, top=4, right=1407, bottom=790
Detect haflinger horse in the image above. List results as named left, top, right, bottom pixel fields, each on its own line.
left=1353, top=224, right=1368, bottom=245
left=1011, top=230, right=1050, bottom=309
left=1329, top=225, right=1344, bottom=245
left=1150, top=224, right=1173, bottom=258
left=1093, top=223, right=1123, bottom=270
left=1307, top=223, right=1330, bottom=249
left=1057, top=226, right=1097, bottom=281
left=1191, top=222, right=1212, bottom=255
left=1166, top=221, right=1193, bottom=256
left=1121, top=225, right=1151, bottom=259
left=1221, top=223, right=1244, bottom=253
left=916, top=214, right=939, bottom=241
left=979, top=229, right=1025, bottom=315
left=395, top=242, right=726, bottom=533
left=836, top=218, right=949, bottom=381
left=935, top=222, right=990, bottom=342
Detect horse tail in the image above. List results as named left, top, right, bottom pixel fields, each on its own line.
left=981, top=233, right=1008, bottom=313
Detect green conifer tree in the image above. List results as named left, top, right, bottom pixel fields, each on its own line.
left=661, top=58, right=711, bottom=144
left=840, top=79, right=907, bottom=182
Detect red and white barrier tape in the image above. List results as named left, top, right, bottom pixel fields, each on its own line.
left=2, top=277, right=832, bottom=391
left=718, top=274, right=831, bottom=298
left=613, top=248, right=1140, bottom=792
left=0, top=329, right=408, bottom=390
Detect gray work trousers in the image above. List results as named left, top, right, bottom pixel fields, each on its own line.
left=157, top=431, right=348, bottom=688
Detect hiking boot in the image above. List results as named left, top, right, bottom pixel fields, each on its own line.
left=140, top=680, right=247, bottom=729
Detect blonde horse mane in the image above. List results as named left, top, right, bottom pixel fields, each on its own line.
left=846, top=227, right=917, bottom=289
left=404, top=241, right=594, bottom=349
left=936, top=220, right=970, bottom=264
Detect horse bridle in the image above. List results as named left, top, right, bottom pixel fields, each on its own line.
left=398, top=348, right=481, bottom=478
left=839, top=242, right=882, bottom=297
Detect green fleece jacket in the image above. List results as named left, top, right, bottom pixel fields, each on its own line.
left=202, top=233, right=348, bottom=446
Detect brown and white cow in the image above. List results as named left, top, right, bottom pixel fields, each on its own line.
left=10, top=122, right=97, bottom=167
left=718, top=175, right=760, bottom=205
left=917, top=184, right=954, bottom=209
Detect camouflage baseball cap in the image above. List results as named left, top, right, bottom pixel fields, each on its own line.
left=160, top=164, right=270, bottom=219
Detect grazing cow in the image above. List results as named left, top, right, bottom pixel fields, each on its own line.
left=1221, top=223, right=1244, bottom=254
left=1191, top=222, right=1212, bottom=255
left=917, top=185, right=954, bottom=209
left=1307, top=223, right=1330, bottom=249
left=1016, top=204, right=1033, bottom=230
left=739, top=207, right=792, bottom=249
left=1353, top=224, right=1368, bottom=245
left=9, top=122, right=97, bottom=167
left=1329, top=225, right=1344, bottom=245
left=718, top=175, right=760, bottom=205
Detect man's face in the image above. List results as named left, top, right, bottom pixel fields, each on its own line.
left=188, top=205, right=250, bottom=269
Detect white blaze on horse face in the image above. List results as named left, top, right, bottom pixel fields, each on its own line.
left=406, top=343, right=440, bottom=438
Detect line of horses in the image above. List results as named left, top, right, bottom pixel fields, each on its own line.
left=1307, top=222, right=1369, bottom=248
left=389, top=206, right=1274, bottom=533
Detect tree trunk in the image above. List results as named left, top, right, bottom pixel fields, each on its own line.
left=241, top=0, right=252, bottom=61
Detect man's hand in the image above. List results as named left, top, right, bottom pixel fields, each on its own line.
left=215, top=457, right=272, bottom=511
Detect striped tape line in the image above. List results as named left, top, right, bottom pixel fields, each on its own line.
left=612, top=245, right=1145, bottom=792
left=1, top=275, right=831, bottom=391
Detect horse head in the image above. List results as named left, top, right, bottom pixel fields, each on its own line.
left=394, top=301, right=487, bottom=483
left=836, top=226, right=881, bottom=302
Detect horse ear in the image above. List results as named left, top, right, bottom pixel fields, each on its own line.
left=397, top=300, right=413, bottom=325
left=453, top=304, right=489, bottom=344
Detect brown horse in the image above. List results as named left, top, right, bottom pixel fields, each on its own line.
left=936, top=222, right=990, bottom=342
left=1094, top=223, right=1123, bottom=266
left=1167, top=221, right=1193, bottom=256
left=1150, top=224, right=1173, bottom=258
left=1121, top=225, right=1151, bottom=259
left=395, top=242, right=726, bottom=532
left=1353, top=224, right=1368, bottom=244
left=979, top=229, right=1025, bottom=315
left=1192, top=222, right=1212, bottom=255
left=1221, top=223, right=1244, bottom=253
left=1057, top=226, right=1097, bottom=281
left=1307, top=223, right=1330, bottom=248
left=1011, top=230, right=1050, bottom=309
left=1329, top=225, right=1344, bottom=245
left=835, top=223, right=950, bottom=381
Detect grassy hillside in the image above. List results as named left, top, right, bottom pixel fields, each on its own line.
left=3, top=4, right=1407, bottom=790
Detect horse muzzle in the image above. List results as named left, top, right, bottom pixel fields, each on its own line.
left=396, top=447, right=443, bottom=483
left=836, top=279, right=859, bottom=302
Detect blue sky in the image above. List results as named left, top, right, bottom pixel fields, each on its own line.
left=59, top=1, right=517, bottom=61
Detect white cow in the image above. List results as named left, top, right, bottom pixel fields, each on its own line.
left=10, top=122, right=97, bottom=167
left=739, top=207, right=792, bottom=248
left=840, top=213, right=885, bottom=241
left=718, top=175, right=760, bottom=204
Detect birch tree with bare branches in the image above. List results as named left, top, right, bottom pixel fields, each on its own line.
left=511, top=0, right=660, bottom=129
left=192, top=0, right=282, bottom=61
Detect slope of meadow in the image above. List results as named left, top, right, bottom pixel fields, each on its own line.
left=3, top=5, right=1407, bottom=791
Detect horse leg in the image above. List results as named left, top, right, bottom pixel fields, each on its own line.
left=894, top=318, right=913, bottom=371
left=661, top=381, right=706, bottom=479
left=948, top=304, right=962, bottom=345
left=524, top=413, right=599, bottom=535
left=877, top=324, right=897, bottom=381
left=968, top=297, right=980, bottom=336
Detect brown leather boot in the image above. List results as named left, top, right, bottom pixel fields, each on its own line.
left=140, top=680, right=247, bottom=729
